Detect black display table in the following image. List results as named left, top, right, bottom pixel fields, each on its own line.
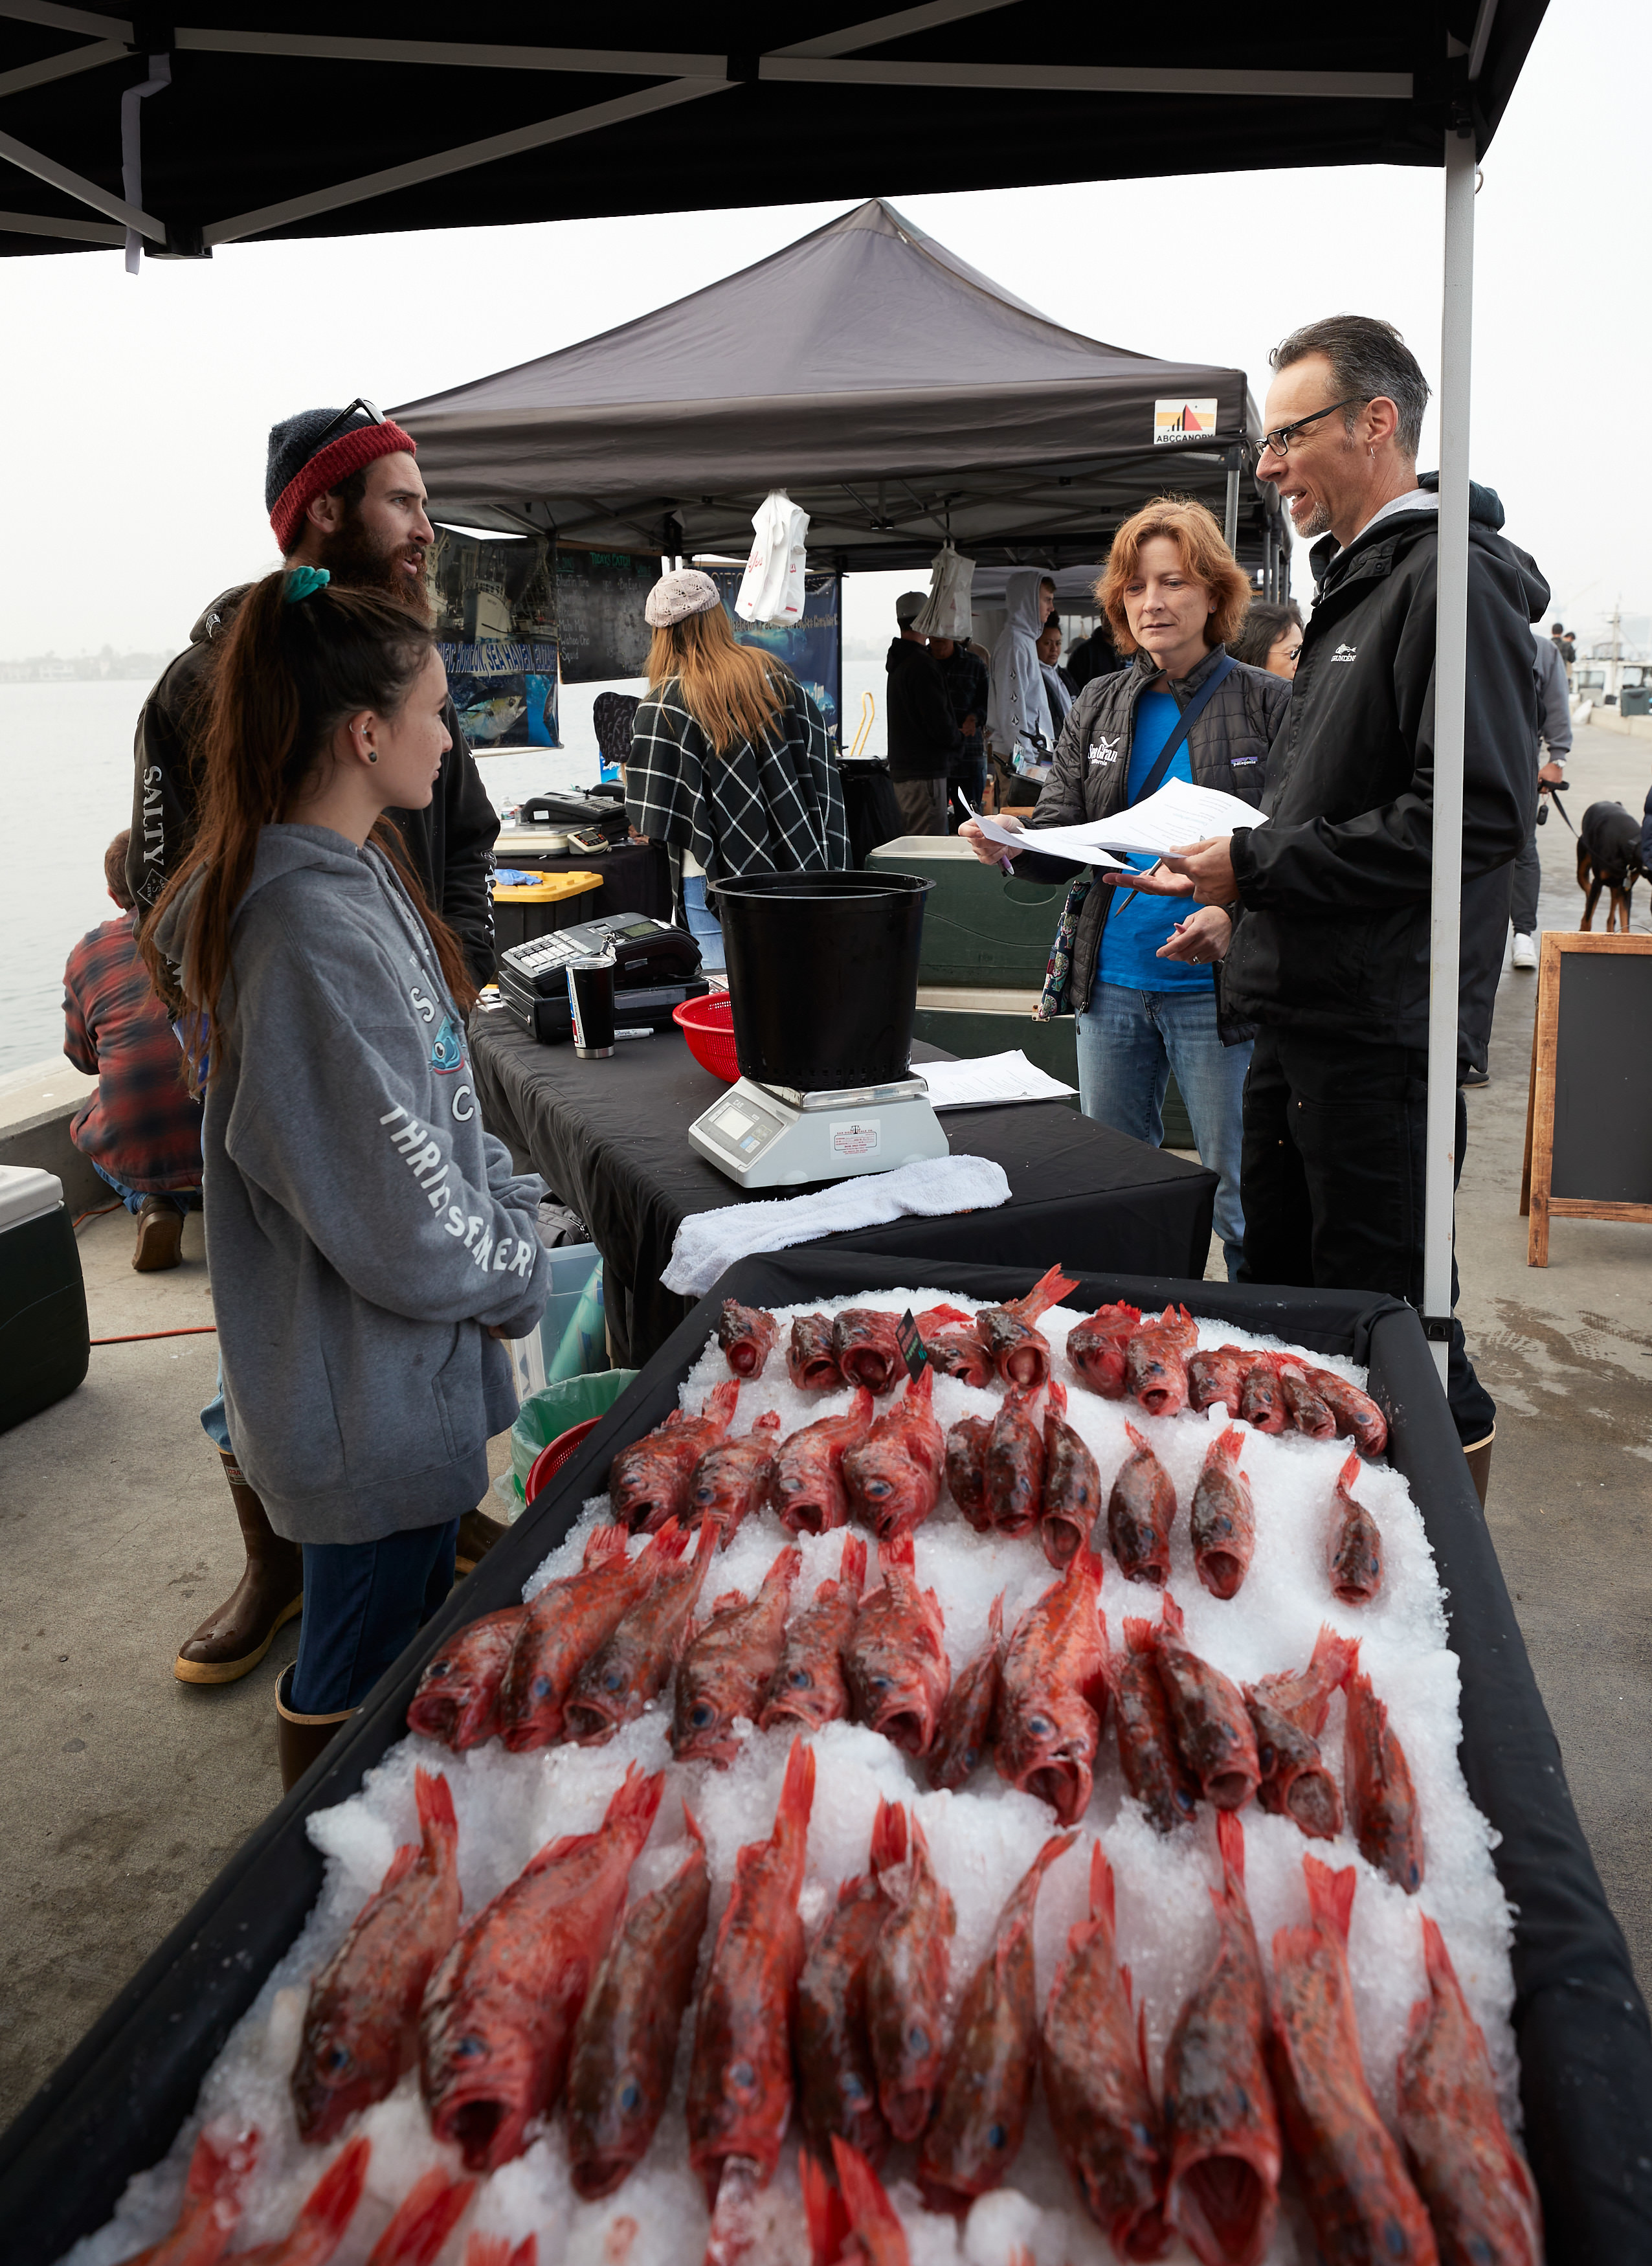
left=467, top=1006, right=1218, bottom=1364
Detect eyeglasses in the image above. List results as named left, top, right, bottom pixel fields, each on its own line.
left=310, top=397, right=386, bottom=450
left=1247, top=396, right=1367, bottom=467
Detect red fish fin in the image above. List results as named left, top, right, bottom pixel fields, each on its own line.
left=709, top=1591, right=744, bottom=1620
left=1309, top=1622, right=1359, bottom=1692
left=177, top=2124, right=258, bottom=2215
left=641, top=1518, right=692, bottom=1567
left=831, top=2137, right=904, bottom=2245
left=1045, top=1378, right=1067, bottom=1419
left=870, top=1797, right=908, bottom=1876
left=1021, top=1263, right=1080, bottom=1316
left=753, top=1409, right=783, bottom=1433
left=919, top=1303, right=974, bottom=1329
left=839, top=1534, right=868, bottom=1594
left=987, top=1591, right=1005, bottom=1643
left=776, top=1736, right=816, bottom=1842
left=1419, top=1911, right=1454, bottom=1993
left=905, top=1363, right=935, bottom=1406
left=605, top=1762, right=666, bottom=1842
left=1304, top=1854, right=1357, bottom=1946
left=801, top=2148, right=849, bottom=2266
left=849, top=1385, right=876, bottom=1426
left=1089, top=1838, right=1117, bottom=1936
left=680, top=1800, right=706, bottom=1854
left=414, top=1767, right=456, bottom=1859
left=464, top=2241, right=538, bottom=2266
left=1216, top=1804, right=1247, bottom=1889
left=1122, top=1617, right=1154, bottom=1657
left=994, top=1833, right=1077, bottom=1979
left=835, top=1868, right=867, bottom=1907
left=363, top=2169, right=474, bottom=2266
left=1158, top=1590, right=1185, bottom=1639
left=1125, top=1420, right=1150, bottom=1453
left=377, top=1839, right=420, bottom=1895
left=295, top=2133, right=370, bottom=2241
left=763, top=1547, right=804, bottom=1599
left=1214, top=1424, right=1244, bottom=1463
left=876, top=1531, right=916, bottom=1577
left=1337, top=1449, right=1361, bottom=1492
left=704, top=1378, right=741, bottom=1424
left=583, top=1521, right=631, bottom=1567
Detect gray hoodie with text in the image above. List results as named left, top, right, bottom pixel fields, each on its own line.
left=152, top=825, right=550, bottom=1547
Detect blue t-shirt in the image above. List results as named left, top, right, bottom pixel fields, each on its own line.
left=1094, top=688, right=1212, bottom=994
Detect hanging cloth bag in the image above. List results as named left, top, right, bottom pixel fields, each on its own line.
left=911, top=543, right=977, bottom=641
left=1034, top=655, right=1237, bottom=1020
left=736, top=490, right=810, bottom=625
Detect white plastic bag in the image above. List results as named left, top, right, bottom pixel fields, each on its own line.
left=911, top=542, right=976, bottom=641
left=736, top=489, right=809, bottom=625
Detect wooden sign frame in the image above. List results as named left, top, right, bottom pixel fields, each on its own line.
left=1521, top=930, right=1652, bottom=1264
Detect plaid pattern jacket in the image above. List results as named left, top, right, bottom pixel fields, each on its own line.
left=625, top=672, right=851, bottom=885
left=63, top=912, right=203, bottom=1192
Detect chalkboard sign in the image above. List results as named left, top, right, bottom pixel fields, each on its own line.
left=1521, top=932, right=1652, bottom=1264
left=556, top=547, right=655, bottom=684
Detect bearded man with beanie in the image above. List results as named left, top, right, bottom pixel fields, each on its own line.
left=129, top=402, right=501, bottom=1689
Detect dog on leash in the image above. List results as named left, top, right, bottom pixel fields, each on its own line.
left=1578, top=799, right=1645, bottom=932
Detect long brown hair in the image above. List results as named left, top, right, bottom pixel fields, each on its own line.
left=1097, top=497, right=1252, bottom=655
left=647, top=603, right=790, bottom=756
left=141, top=570, right=477, bottom=1079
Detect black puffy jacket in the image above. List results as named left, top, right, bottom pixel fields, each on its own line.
left=1223, top=495, right=1548, bottom=1048
left=1017, top=644, right=1288, bottom=1014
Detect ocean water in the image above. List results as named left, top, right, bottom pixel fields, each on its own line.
left=1, top=655, right=890, bottom=1084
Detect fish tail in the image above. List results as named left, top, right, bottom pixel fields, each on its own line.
left=754, top=1409, right=783, bottom=1433
left=584, top=1521, right=631, bottom=1566
left=642, top=1518, right=693, bottom=1568
left=907, top=1362, right=935, bottom=1404
left=1089, top=1837, right=1117, bottom=1935
left=987, top=1590, right=1005, bottom=1641
left=776, top=1735, right=816, bottom=1846
left=1214, top=1423, right=1245, bottom=1463
left=605, top=1763, right=667, bottom=1848
left=1216, top=1804, right=1247, bottom=1889
left=1418, top=1911, right=1453, bottom=1995
left=1304, top=1853, right=1357, bottom=1946
left=464, top=2241, right=537, bottom=2266
left=1158, top=1589, right=1185, bottom=1639
left=1046, top=1378, right=1067, bottom=1418
left=680, top=1799, right=706, bottom=1854
left=764, top=1546, right=805, bottom=1600
left=801, top=2148, right=849, bottom=2266
left=1337, top=1448, right=1362, bottom=1493
left=831, top=2135, right=905, bottom=2245
left=704, top=1377, right=742, bottom=1424
left=364, top=2168, right=474, bottom=2266
left=295, top=2133, right=370, bottom=2241
left=1023, top=1262, right=1080, bottom=1315
left=1122, top=1615, right=1155, bottom=1657
left=876, top=1529, right=916, bottom=1577
left=869, top=1796, right=908, bottom=1875
left=1125, top=1419, right=1150, bottom=1453
left=849, top=1384, right=876, bottom=1426
left=178, top=2123, right=259, bottom=2214
left=1310, top=1621, right=1359, bottom=1692
left=839, top=1533, right=868, bottom=1593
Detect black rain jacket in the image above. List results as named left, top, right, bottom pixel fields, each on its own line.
left=126, top=587, right=500, bottom=987
left=1016, top=643, right=1288, bottom=1016
left=885, top=635, right=963, bottom=781
left=1223, top=492, right=1548, bottom=1048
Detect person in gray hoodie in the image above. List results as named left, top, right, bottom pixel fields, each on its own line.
left=146, top=565, right=552, bottom=1782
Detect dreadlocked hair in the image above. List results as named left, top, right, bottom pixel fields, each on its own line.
left=141, top=568, right=477, bottom=1082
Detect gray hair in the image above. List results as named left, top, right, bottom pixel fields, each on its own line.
left=1269, top=315, right=1431, bottom=458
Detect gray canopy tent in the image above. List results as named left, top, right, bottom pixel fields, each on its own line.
left=394, top=197, right=1291, bottom=590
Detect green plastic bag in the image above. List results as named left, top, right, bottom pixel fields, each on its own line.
left=503, top=1367, right=639, bottom=1516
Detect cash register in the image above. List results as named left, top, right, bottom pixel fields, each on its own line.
left=498, top=913, right=708, bottom=1043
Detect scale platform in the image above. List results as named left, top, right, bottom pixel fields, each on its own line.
left=689, top=1073, right=950, bottom=1189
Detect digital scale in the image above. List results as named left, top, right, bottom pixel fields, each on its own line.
left=688, top=1072, right=949, bottom=1189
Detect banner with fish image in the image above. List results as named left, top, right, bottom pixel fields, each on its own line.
left=706, top=565, right=842, bottom=746
left=428, top=525, right=560, bottom=748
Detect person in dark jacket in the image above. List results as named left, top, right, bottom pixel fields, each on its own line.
left=128, top=405, right=500, bottom=989
left=1117, top=315, right=1546, bottom=1494
left=129, top=403, right=503, bottom=1692
left=1065, top=615, right=1126, bottom=691
left=929, top=633, right=989, bottom=827
left=886, top=591, right=961, bottom=835
left=961, top=499, right=1287, bottom=1277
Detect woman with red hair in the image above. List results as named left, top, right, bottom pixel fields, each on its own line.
left=962, top=498, right=1288, bottom=1277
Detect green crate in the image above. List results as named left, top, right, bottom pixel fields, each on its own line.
left=913, top=994, right=1197, bottom=1150
left=870, top=836, right=1069, bottom=991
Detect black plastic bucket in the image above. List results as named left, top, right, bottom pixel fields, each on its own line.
left=715, top=869, right=933, bottom=1091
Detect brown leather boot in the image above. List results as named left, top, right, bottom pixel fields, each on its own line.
left=133, top=1194, right=184, bottom=1272
left=275, top=1663, right=352, bottom=1792
left=1463, top=1429, right=1495, bottom=1509
left=173, top=1450, right=304, bottom=1685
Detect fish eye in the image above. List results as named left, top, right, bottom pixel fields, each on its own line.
left=962, top=1747, right=978, bottom=1769
left=907, top=2025, right=928, bottom=2055
left=531, top=1676, right=552, bottom=1700
left=729, top=2061, right=755, bottom=2090
left=870, top=1676, right=889, bottom=1691
left=787, top=1669, right=812, bottom=1689
left=456, top=2034, right=487, bottom=2059
left=842, top=2074, right=864, bottom=2100
left=691, top=1703, right=715, bottom=1728
left=1027, top=1715, right=1050, bottom=1736
left=865, top=1479, right=890, bottom=1498
left=429, top=1659, right=450, bottom=1677
left=323, top=2042, right=352, bottom=2075
left=603, top=1666, right=625, bottom=1691
left=987, top=2122, right=1007, bottom=2151
left=620, top=2081, right=642, bottom=2112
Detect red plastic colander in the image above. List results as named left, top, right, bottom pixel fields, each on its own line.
left=672, top=992, right=740, bottom=1083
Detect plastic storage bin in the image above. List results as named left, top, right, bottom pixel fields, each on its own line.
left=504, top=1241, right=607, bottom=1400
left=0, top=1166, right=89, bottom=1433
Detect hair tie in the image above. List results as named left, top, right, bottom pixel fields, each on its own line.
left=284, top=565, right=330, bottom=605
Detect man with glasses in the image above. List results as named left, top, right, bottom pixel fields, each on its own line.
left=126, top=401, right=502, bottom=1691
left=1117, top=315, right=1547, bottom=1505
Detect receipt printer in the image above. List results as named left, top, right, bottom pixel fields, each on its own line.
left=498, top=914, right=708, bottom=1042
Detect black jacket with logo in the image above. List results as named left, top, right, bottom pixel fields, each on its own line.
left=885, top=635, right=963, bottom=781
left=1223, top=496, right=1548, bottom=1048
left=1018, top=644, right=1287, bottom=1014
left=126, top=587, right=500, bottom=985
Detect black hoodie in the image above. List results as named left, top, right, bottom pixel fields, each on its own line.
left=884, top=634, right=963, bottom=781
left=126, top=586, right=500, bottom=986
left=1223, top=483, right=1548, bottom=1049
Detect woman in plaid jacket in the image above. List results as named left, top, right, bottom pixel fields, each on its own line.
left=625, top=570, right=850, bottom=968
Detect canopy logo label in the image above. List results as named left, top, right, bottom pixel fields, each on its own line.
left=1154, top=397, right=1218, bottom=445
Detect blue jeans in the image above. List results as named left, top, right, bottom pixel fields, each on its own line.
left=290, top=1520, right=460, bottom=1712
left=1077, top=984, right=1251, bottom=1279
left=91, top=1160, right=200, bottom=1217
left=682, top=873, right=726, bottom=970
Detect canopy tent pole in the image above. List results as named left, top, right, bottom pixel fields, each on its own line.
left=1423, top=125, right=1477, bottom=1384
left=1222, top=449, right=1240, bottom=550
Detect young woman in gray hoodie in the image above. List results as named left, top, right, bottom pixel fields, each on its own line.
left=146, top=567, right=552, bottom=1764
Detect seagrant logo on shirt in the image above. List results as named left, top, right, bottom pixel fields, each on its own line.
left=1088, top=735, right=1121, bottom=767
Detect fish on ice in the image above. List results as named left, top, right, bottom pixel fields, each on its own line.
left=1115, top=1615, right=1200, bottom=1836
left=671, top=1546, right=802, bottom=1765
left=1343, top=1657, right=1424, bottom=1892
left=1187, top=1345, right=1249, bottom=1419
left=608, top=1379, right=741, bottom=1532
left=927, top=1592, right=1003, bottom=1792
left=686, top=1410, right=783, bottom=1549
left=1125, top=1304, right=1198, bottom=1416
left=865, top=1799, right=955, bottom=2144
left=801, top=2138, right=912, bottom=2266
left=842, top=1366, right=945, bottom=1543
left=759, top=1534, right=865, bottom=1735
left=943, top=1413, right=992, bottom=1531
left=1329, top=1452, right=1383, bottom=1605
left=1152, top=1592, right=1261, bottom=1812
left=1189, top=1425, right=1254, bottom=1601
left=497, top=1523, right=683, bottom=1754
left=405, top=1608, right=522, bottom=1751
left=789, top=1312, right=846, bottom=1393
left=996, top=1544, right=1109, bottom=1825
left=915, top=1301, right=994, bottom=1389
left=1066, top=1298, right=1142, bottom=1399
left=1108, top=1422, right=1177, bottom=1587
left=983, top=1381, right=1047, bottom=1538
left=974, top=1263, right=1079, bottom=1389
left=772, top=1387, right=876, bottom=1535
left=717, top=1298, right=778, bottom=1380
left=563, top=1518, right=717, bottom=1745
left=115, top=2124, right=259, bottom=2266
left=843, top=1531, right=951, bottom=1756
left=1040, top=1379, right=1102, bottom=1571
left=796, top=1860, right=896, bottom=2168
left=1246, top=1624, right=1356, bottom=1842
left=832, top=1308, right=907, bottom=1395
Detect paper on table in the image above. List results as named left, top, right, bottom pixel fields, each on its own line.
left=919, top=1050, right=1077, bottom=1109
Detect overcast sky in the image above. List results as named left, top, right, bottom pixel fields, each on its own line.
left=0, top=0, right=1641, bottom=662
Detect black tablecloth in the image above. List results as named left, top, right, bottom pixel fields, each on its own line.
left=469, top=1007, right=1217, bottom=1363
left=492, top=837, right=671, bottom=924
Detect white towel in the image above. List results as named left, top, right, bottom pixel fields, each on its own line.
left=661, top=1154, right=1013, bottom=1299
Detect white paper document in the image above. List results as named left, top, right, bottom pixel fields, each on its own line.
left=919, top=1050, right=1077, bottom=1110
left=963, top=779, right=1265, bottom=867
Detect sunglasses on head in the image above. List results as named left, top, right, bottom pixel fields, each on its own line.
left=310, top=397, right=386, bottom=451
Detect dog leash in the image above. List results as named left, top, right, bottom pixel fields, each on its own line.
left=1539, top=781, right=1578, bottom=836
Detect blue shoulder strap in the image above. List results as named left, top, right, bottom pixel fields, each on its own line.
left=1130, top=653, right=1237, bottom=807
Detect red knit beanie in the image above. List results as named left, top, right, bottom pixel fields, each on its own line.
left=267, top=414, right=418, bottom=554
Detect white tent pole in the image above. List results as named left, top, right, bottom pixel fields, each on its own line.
left=1424, top=126, right=1477, bottom=1384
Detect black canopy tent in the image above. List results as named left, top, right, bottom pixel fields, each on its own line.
left=390, top=197, right=1291, bottom=586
